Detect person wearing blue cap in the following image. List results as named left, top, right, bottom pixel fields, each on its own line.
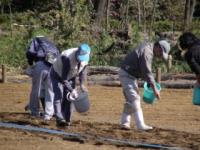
left=119, top=40, right=170, bottom=130
left=43, top=43, right=91, bottom=126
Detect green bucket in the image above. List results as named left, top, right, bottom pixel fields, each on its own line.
left=143, top=82, right=161, bottom=104
left=193, top=87, right=200, bottom=105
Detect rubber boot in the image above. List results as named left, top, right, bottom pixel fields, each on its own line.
left=120, top=102, right=133, bottom=130
left=121, top=112, right=131, bottom=130
left=134, top=110, right=153, bottom=131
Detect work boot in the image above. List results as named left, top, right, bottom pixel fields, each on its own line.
left=42, top=115, right=51, bottom=125
left=24, top=104, right=30, bottom=111
left=121, top=123, right=131, bottom=130
left=56, top=118, right=67, bottom=127
left=66, top=122, right=71, bottom=126
left=137, top=124, right=153, bottom=131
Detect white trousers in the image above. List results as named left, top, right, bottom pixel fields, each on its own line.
left=119, top=69, right=148, bottom=129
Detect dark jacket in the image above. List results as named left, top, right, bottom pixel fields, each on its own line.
left=185, top=43, right=200, bottom=75
left=121, top=42, right=155, bottom=84
left=26, top=37, right=60, bottom=65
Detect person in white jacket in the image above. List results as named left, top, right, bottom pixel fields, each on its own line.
left=44, top=43, right=91, bottom=127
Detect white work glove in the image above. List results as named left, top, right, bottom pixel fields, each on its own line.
left=67, top=89, right=78, bottom=101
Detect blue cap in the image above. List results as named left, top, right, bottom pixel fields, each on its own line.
left=77, top=43, right=91, bottom=63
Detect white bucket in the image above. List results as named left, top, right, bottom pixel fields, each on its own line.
left=72, top=91, right=90, bottom=113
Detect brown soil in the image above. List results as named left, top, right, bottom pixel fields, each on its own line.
left=0, top=82, right=200, bottom=150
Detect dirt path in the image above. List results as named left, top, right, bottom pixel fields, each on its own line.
left=0, top=83, right=200, bottom=149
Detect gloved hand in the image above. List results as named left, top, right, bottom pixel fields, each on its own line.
left=63, top=80, right=73, bottom=92
left=67, top=89, right=78, bottom=101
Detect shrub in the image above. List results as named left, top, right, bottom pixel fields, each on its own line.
left=153, top=20, right=172, bottom=32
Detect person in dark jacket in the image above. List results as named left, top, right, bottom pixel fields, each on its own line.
left=119, top=40, right=171, bottom=130
left=178, top=32, right=200, bottom=92
left=25, top=35, right=60, bottom=117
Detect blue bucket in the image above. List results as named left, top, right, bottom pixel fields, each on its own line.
left=192, top=87, right=200, bottom=105
left=143, top=82, right=161, bottom=104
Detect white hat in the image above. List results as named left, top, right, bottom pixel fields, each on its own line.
left=158, top=40, right=171, bottom=61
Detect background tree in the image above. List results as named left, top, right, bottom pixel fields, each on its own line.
left=95, top=0, right=107, bottom=29
left=0, top=0, right=200, bottom=70
left=184, top=0, right=196, bottom=31
left=0, top=0, right=13, bottom=36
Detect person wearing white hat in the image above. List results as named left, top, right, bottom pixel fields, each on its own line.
left=25, top=36, right=60, bottom=117
left=158, top=40, right=171, bottom=61
left=44, top=43, right=91, bottom=126
left=119, top=40, right=170, bottom=130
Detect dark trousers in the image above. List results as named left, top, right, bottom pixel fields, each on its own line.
left=62, top=78, right=76, bottom=122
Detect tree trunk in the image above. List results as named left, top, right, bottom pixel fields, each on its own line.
left=88, top=0, right=94, bottom=8
left=58, top=0, right=64, bottom=25
left=95, top=0, right=107, bottom=28
left=189, top=0, right=196, bottom=23
left=9, top=3, right=12, bottom=37
left=58, top=0, right=67, bottom=30
left=106, top=0, right=110, bottom=31
left=1, top=5, right=4, bottom=14
left=136, top=0, right=141, bottom=29
left=184, top=0, right=191, bottom=31
left=69, top=0, right=76, bottom=17
left=184, top=0, right=196, bottom=31
left=149, top=0, right=157, bottom=36
left=88, top=66, right=119, bottom=75
left=119, top=0, right=129, bottom=30
left=142, top=0, right=146, bottom=33
left=125, top=0, right=130, bottom=26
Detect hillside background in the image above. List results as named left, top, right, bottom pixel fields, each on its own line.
left=0, top=0, right=200, bottom=73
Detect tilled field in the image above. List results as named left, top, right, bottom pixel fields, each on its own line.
left=0, top=83, right=200, bottom=150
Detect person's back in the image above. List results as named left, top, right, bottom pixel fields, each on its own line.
left=179, top=32, right=200, bottom=75
left=26, top=37, right=60, bottom=65
left=53, top=48, right=78, bottom=81
left=178, top=32, right=200, bottom=105
left=121, top=42, right=154, bottom=82
left=185, top=42, right=200, bottom=74
left=119, top=40, right=170, bottom=131
left=26, top=36, right=60, bottom=117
